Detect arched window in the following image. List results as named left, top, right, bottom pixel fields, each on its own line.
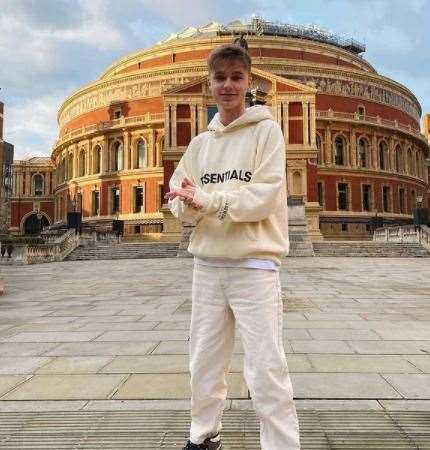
left=357, top=105, right=365, bottom=118
left=395, top=145, right=402, bottom=173
left=79, top=150, right=86, bottom=177
left=114, top=142, right=123, bottom=171
left=137, top=140, right=146, bottom=168
left=334, top=135, right=346, bottom=166
left=407, top=148, right=413, bottom=175
left=68, top=153, right=73, bottom=179
left=34, top=174, right=44, bottom=196
left=316, top=134, right=322, bottom=165
left=93, top=146, right=101, bottom=174
left=357, top=137, right=369, bottom=168
left=379, top=141, right=388, bottom=171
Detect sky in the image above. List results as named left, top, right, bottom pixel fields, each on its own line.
left=0, top=0, right=429, bottom=159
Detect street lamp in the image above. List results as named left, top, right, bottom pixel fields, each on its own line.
left=35, top=206, right=43, bottom=235
left=415, top=194, right=424, bottom=233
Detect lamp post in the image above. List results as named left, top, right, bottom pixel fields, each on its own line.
left=416, top=194, right=423, bottom=233
left=35, top=206, right=43, bottom=235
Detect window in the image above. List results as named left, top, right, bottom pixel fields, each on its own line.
left=334, top=136, right=346, bottom=166
left=111, top=187, right=120, bottom=214
left=207, top=106, right=218, bottom=124
left=114, top=142, right=123, bottom=171
left=113, top=109, right=121, bottom=119
left=137, top=140, right=146, bottom=168
left=357, top=106, right=365, bottom=117
left=399, top=188, right=405, bottom=214
left=362, top=184, right=372, bottom=211
left=383, top=186, right=391, bottom=212
left=317, top=182, right=324, bottom=207
left=395, top=146, right=402, bottom=173
left=407, top=149, right=413, bottom=175
left=93, top=147, right=101, bottom=174
left=358, top=138, right=369, bottom=168
left=34, top=174, right=44, bottom=196
left=379, top=141, right=388, bottom=170
left=79, top=150, right=86, bottom=176
left=341, top=223, right=348, bottom=232
left=92, top=191, right=100, bottom=216
left=338, top=183, right=349, bottom=210
left=134, top=186, right=144, bottom=213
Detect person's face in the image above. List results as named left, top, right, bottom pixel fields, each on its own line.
left=208, top=60, right=252, bottom=113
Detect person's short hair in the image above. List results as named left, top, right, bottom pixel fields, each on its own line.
left=207, top=43, right=251, bottom=74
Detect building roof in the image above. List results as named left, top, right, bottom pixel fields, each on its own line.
left=156, top=17, right=366, bottom=55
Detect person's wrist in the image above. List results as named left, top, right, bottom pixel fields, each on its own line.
left=193, top=187, right=212, bottom=213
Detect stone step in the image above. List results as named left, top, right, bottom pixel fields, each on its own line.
left=0, top=409, right=428, bottom=449
left=66, top=242, right=179, bottom=261
left=313, top=241, right=430, bottom=257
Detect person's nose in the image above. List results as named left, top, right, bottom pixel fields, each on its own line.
left=223, top=77, right=233, bottom=90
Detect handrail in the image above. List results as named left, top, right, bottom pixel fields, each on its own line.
left=0, top=229, right=80, bottom=265
left=373, top=224, right=430, bottom=251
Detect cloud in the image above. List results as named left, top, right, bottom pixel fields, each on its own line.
left=4, top=91, right=69, bottom=159
left=1, top=0, right=429, bottom=163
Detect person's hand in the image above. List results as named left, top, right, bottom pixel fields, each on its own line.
left=165, top=177, right=203, bottom=210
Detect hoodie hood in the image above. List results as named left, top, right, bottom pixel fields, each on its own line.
left=207, top=105, right=274, bottom=135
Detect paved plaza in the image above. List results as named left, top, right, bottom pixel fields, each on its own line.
left=0, top=257, right=429, bottom=448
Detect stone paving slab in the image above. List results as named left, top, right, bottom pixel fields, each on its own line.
left=0, top=257, right=429, bottom=407
left=1, top=374, right=127, bottom=400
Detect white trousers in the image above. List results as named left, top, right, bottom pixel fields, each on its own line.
left=189, top=263, right=301, bottom=450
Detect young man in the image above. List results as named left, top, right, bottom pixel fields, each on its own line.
left=165, top=44, right=301, bottom=450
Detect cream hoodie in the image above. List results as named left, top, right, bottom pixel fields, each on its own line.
left=168, top=105, right=289, bottom=265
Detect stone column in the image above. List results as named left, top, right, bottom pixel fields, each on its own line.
left=190, top=104, right=196, bottom=138
left=101, top=137, right=109, bottom=174
left=325, top=126, right=332, bottom=165
left=389, top=137, right=395, bottom=172
left=372, top=133, right=378, bottom=169
left=171, top=105, right=177, bottom=148
left=64, top=153, right=68, bottom=181
left=309, top=102, right=316, bottom=146
left=197, top=105, right=205, bottom=132
left=45, top=171, right=52, bottom=195
left=147, top=131, right=155, bottom=167
left=164, top=105, right=171, bottom=149
left=85, top=147, right=90, bottom=175
left=73, top=145, right=78, bottom=178
left=123, top=132, right=130, bottom=170
left=302, top=102, right=309, bottom=145
left=25, top=170, right=30, bottom=196
left=282, top=102, right=289, bottom=143
left=350, top=129, right=357, bottom=167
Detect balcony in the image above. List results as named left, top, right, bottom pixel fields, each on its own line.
left=54, top=112, right=165, bottom=149
left=316, top=110, right=427, bottom=144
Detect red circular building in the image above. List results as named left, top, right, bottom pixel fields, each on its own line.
left=47, top=18, right=428, bottom=241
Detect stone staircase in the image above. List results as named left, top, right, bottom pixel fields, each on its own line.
left=66, top=241, right=179, bottom=261
left=313, top=241, right=430, bottom=257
